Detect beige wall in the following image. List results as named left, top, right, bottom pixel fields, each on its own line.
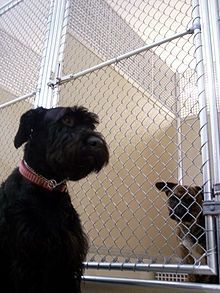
left=0, top=99, right=32, bottom=180
left=0, top=87, right=16, bottom=104
left=181, top=117, right=203, bottom=185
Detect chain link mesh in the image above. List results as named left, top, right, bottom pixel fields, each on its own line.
left=0, top=98, right=34, bottom=181
left=0, top=0, right=50, bottom=101
left=0, top=0, right=50, bottom=179
left=57, top=0, right=209, bottom=273
left=59, top=63, right=202, bottom=266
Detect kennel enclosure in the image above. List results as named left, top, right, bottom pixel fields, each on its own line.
left=0, top=0, right=220, bottom=289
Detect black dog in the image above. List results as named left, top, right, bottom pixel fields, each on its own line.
left=0, top=106, right=109, bottom=293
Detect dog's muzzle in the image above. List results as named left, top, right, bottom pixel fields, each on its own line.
left=86, top=135, right=109, bottom=170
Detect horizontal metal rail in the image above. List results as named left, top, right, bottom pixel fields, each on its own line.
left=83, top=275, right=220, bottom=290
left=83, top=275, right=220, bottom=291
left=0, top=91, right=36, bottom=110
left=83, top=262, right=216, bottom=275
left=0, top=0, right=23, bottom=16
left=49, top=28, right=194, bottom=87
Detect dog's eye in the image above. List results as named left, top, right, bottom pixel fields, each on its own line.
left=62, top=116, right=75, bottom=127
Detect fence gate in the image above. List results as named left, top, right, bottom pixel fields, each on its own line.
left=1, top=0, right=220, bottom=289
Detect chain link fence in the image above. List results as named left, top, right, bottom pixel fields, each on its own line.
left=57, top=0, right=214, bottom=281
left=0, top=0, right=50, bottom=177
left=0, top=0, right=218, bottom=284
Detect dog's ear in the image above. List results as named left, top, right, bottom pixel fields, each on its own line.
left=155, top=181, right=177, bottom=193
left=14, top=107, right=46, bottom=149
left=193, top=185, right=203, bottom=199
left=194, top=185, right=202, bottom=193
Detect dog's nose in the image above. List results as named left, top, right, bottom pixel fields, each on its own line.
left=87, top=136, right=103, bottom=147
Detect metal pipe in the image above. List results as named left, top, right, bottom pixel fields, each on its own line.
left=35, top=0, right=54, bottom=108
left=0, top=91, right=36, bottom=110
left=208, top=0, right=220, bottom=282
left=35, top=0, right=67, bottom=108
left=175, top=74, right=183, bottom=184
left=84, top=262, right=215, bottom=275
left=52, top=29, right=194, bottom=86
left=192, top=0, right=217, bottom=275
left=209, top=0, right=220, bottom=99
left=83, top=275, right=220, bottom=290
left=199, top=0, right=220, bottom=185
left=52, top=0, right=70, bottom=107
left=0, top=0, right=22, bottom=16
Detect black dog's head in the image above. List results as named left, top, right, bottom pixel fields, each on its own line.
left=14, top=106, right=109, bottom=181
left=155, top=182, right=203, bottom=224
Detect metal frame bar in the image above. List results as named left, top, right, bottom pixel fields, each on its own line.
left=0, top=0, right=22, bottom=16
left=199, top=0, right=220, bottom=282
left=83, top=275, right=220, bottom=291
left=52, top=0, right=71, bottom=107
left=199, top=0, right=220, bottom=185
left=192, top=0, right=218, bottom=276
left=0, top=91, right=36, bottom=110
left=49, top=29, right=194, bottom=87
left=208, top=0, right=220, bottom=282
left=35, top=0, right=68, bottom=108
left=209, top=0, right=220, bottom=101
left=83, top=262, right=215, bottom=275
left=175, top=74, right=184, bottom=184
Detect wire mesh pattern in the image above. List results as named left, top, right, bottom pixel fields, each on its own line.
left=0, top=98, right=34, bottom=181
left=64, top=0, right=195, bottom=112
left=56, top=0, right=218, bottom=277
left=59, top=58, right=203, bottom=265
left=0, top=0, right=50, bottom=101
left=0, top=0, right=218, bottom=281
left=0, top=0, right=51, bottom=177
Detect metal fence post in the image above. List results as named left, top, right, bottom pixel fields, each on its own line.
left=208, top=0, right=220, bottom=100
left=35, top=0, right=68, bottom=108
left=192, top=0, right=217, bottom=277
left=199, top=0, right=220, bottom=181
left=199, top=0, right=220, bottom=282
left=206, top=0, right=220, bottom=282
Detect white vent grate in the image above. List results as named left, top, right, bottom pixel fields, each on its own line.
left=156, top=272, right=188, bottom=282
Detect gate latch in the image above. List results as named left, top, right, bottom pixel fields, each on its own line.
left=203, top=201, right=220, bottom=216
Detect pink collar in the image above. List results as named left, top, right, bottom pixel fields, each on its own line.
left=19, top=160, right=67, bottom=192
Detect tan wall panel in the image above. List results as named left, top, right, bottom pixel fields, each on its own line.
left=181, top=118, right=204, bottom=186
left=0, top=100, right=32, bottom=181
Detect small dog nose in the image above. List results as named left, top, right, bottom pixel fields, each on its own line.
left=87, top=136, right=103, bottom=147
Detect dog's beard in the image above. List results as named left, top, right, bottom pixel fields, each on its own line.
left=67, top=144, right=108, bottom=180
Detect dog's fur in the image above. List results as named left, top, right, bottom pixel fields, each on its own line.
left=156, top=182, right=217, bottom=283
left=0, top=106, right=109, bottom=293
